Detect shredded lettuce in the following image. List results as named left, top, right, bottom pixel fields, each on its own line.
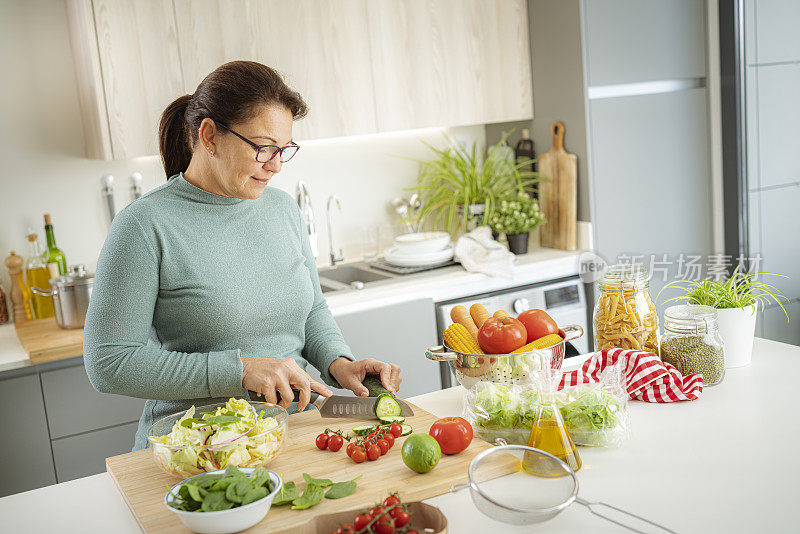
left=149, top=398, right=284, bottom=477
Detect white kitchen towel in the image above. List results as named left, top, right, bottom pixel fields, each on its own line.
left=454, top=226, right=516, bottom=279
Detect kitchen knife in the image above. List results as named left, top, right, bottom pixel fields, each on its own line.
left=248, top=389, right=414, bottom=418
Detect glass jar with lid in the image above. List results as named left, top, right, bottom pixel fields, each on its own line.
left=593, top=264, right=659, bottom=353
left=660, top=304, right=725, bottom=385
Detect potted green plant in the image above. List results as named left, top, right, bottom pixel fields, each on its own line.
left=487, top=192, right=545, bottom=255
left=410, top=133, right=542, bottom=236
left=658, top=267, right=789, bottom=367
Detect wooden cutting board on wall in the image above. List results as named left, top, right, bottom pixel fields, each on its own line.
left=538, top=121, right=577, bottom=250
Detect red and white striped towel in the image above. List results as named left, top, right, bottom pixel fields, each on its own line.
left=558, top=348, right=704, bottom=402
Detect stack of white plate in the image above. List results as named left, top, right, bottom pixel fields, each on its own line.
left=384, top=231, right=453, bottom=267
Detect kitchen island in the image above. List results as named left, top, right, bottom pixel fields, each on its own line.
left=1, top=336, right=797, bottom=533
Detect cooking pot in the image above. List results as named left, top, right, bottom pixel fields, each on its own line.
left=31, top=264, right=93, bottom=329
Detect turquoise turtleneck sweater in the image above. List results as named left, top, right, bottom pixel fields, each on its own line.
left=83, top=173, right=352, bottom=450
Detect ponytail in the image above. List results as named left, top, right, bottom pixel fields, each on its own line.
left=158, top=94, right=192, bottom=179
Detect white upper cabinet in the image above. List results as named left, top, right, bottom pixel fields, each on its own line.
left=68, top=0, right=533, bottom=159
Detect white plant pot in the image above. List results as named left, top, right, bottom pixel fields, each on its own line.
left=715, top=305, right=757, bottom=368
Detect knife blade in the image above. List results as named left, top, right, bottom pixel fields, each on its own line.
left=247, top=390, right=415, bottom=418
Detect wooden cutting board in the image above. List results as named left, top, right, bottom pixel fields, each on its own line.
left=106, top=402, right=518, bottom=533
left=538, top=121, right=578, bottom=250
left=14, top=317, right=84, bottom=363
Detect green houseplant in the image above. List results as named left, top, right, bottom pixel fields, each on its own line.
left=658, top=267, right=789, bottom=367
left=410, top=134, right=543, bottom=235
left=488, top=191, right=545, bottom=255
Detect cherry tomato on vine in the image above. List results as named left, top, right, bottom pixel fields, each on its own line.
left=376, top=439, right=390, bottom=455
left=366, top=444, right=381, bottom=461
left=388, top=423, right=403, bottom=438
left=315, top=433, right=329, bottom=450
left=353, top=513, right=373, bottom=531
left=351, top=446, right=366, bottom=463
left=338, top=525, right=355, bottom=534
left=390, top=508, right=410, bottom=527
left=327, top=434, right=344, bottom=452
left=383, top=495, right=401, bottom=508
left=346, top=442, right=357, bottom=457
left=373, top=515, right=395, bottom=534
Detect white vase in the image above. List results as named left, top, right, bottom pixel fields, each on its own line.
left=715, top=305, right=757, bottom=368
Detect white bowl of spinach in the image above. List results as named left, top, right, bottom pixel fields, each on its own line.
left=165, top=466, right=281, bottom=534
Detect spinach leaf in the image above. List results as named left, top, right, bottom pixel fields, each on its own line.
left=302, top=473, right=333, bottom=488
left=272, top=480, right=299, bottom=506
left=324, top=476, right=361, bottom=500
left=241, top=486, right=268, bottom=505
left=250, top=467, right=271, bottom=488
left=225, top=479, right=252, bottom=504
left=291, top=483, right=324, bottom=510
left=186, top=483, right=204, bottom=503
left=202, top=491, right=233, bottom=512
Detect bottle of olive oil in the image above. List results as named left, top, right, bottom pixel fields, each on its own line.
left=24, top=233, right=54, bottom=319
left=43, top=214, right=67, bottom=277
left=522, top=366, right=581, bottom=477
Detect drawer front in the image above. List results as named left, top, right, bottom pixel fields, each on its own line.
left=41, top=363, right=145, bottom=439
left=52, top=421, right=139, bottom=483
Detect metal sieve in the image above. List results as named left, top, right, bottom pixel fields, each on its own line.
left=450, top=444, right=676, bottom=533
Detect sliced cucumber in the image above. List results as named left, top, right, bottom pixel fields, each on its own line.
left=362, top=375, right=392, bottom=397
left=374, top=393, right=402, bottom=419
left=400, top=424, right=413, bottom=436
left=378, top=415, right=405, bottom=425
left=352, top=424, right=376, bottom=436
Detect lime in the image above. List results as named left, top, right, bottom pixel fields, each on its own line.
left=401, top=434, right=441, bottom=473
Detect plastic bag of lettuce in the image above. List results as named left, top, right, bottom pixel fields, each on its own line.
left=462, top=363, right=630, bottom=447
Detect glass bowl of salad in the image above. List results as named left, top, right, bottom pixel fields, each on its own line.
left=147, top=398, right=287, bottom=478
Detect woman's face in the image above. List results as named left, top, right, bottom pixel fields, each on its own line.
left=206, top=104, right=294, bottom=199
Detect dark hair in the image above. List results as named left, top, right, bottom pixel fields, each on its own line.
left=158, top=61, right=308, bottom=178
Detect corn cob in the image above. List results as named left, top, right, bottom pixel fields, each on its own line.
left=511, top=333, right=563, bottom=353
left=444, top=323, right=484, bottom=354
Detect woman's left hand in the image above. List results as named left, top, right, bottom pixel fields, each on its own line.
left=328, top=357, right=402, bottom=397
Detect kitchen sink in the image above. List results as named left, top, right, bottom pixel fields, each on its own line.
left=317, top=265, right=391, bottom=285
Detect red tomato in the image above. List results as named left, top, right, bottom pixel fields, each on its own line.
left=315, top=433, right=329, bottom=450
left=382, top=432, right=395, bottom=448
left=429, top=417, right=473, bottom=455
left=338, top=525, right=355, bottom=534
left=366, top=444, right=381, bottom=461
left=517, top=309, right=559, bottom=343
left=327, top=434, right=344, bottom=452
left=406, top=530, right=419, bottom=534
left=369, top=506, right=385, bottom=518
left=373, top=514, right=394, bottom=534
left=383, top=495, right=401, bottom=508
left=376, top=439, right=390, bottom=455
left=388, top=423, right=403, bottom=438
left=390, top=509, right=410, bottom=528
left=477, top=316, right=527, bottom=354
left=346, top=442, right=357, bottom=457
left=351, top=446, right=366, bottom=463
left=354, top=513, right=373, bottom=531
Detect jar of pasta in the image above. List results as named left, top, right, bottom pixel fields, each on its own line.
left=660, top=305, right=725, bottom=385
left=593, top=264, right=659, bottom=353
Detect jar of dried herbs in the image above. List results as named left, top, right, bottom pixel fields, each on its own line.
left=660, top=305, right=726, bottom=385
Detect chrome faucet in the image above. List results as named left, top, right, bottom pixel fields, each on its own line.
left=326, top=195, right=344, bottom=267
left=295, top=181, right=318, bottom=258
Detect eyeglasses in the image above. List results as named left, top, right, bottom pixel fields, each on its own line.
left=216, top=122, right=300, bottom=163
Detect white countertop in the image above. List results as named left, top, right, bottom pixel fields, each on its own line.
left=2, top=337, right=797, bottom=533
left=0, top=248, right=581, bottom=371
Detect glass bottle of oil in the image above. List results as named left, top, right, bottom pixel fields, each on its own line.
left=523, top=367, right=581, bottom=477
left=24, top=233, right=54, bottom=319
left=43, top=214, right=68, bottom=277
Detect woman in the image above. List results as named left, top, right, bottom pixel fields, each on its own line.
left=83, top=61, right=402, bottom=451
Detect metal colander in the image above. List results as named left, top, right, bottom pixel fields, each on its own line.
left=426, top=325, right=583, bottom=388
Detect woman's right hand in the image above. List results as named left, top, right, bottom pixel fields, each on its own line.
left=241, top=357, right=332, bottom=411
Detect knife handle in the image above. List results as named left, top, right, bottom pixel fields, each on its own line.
left=248, top=389, right=319, bottom=404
